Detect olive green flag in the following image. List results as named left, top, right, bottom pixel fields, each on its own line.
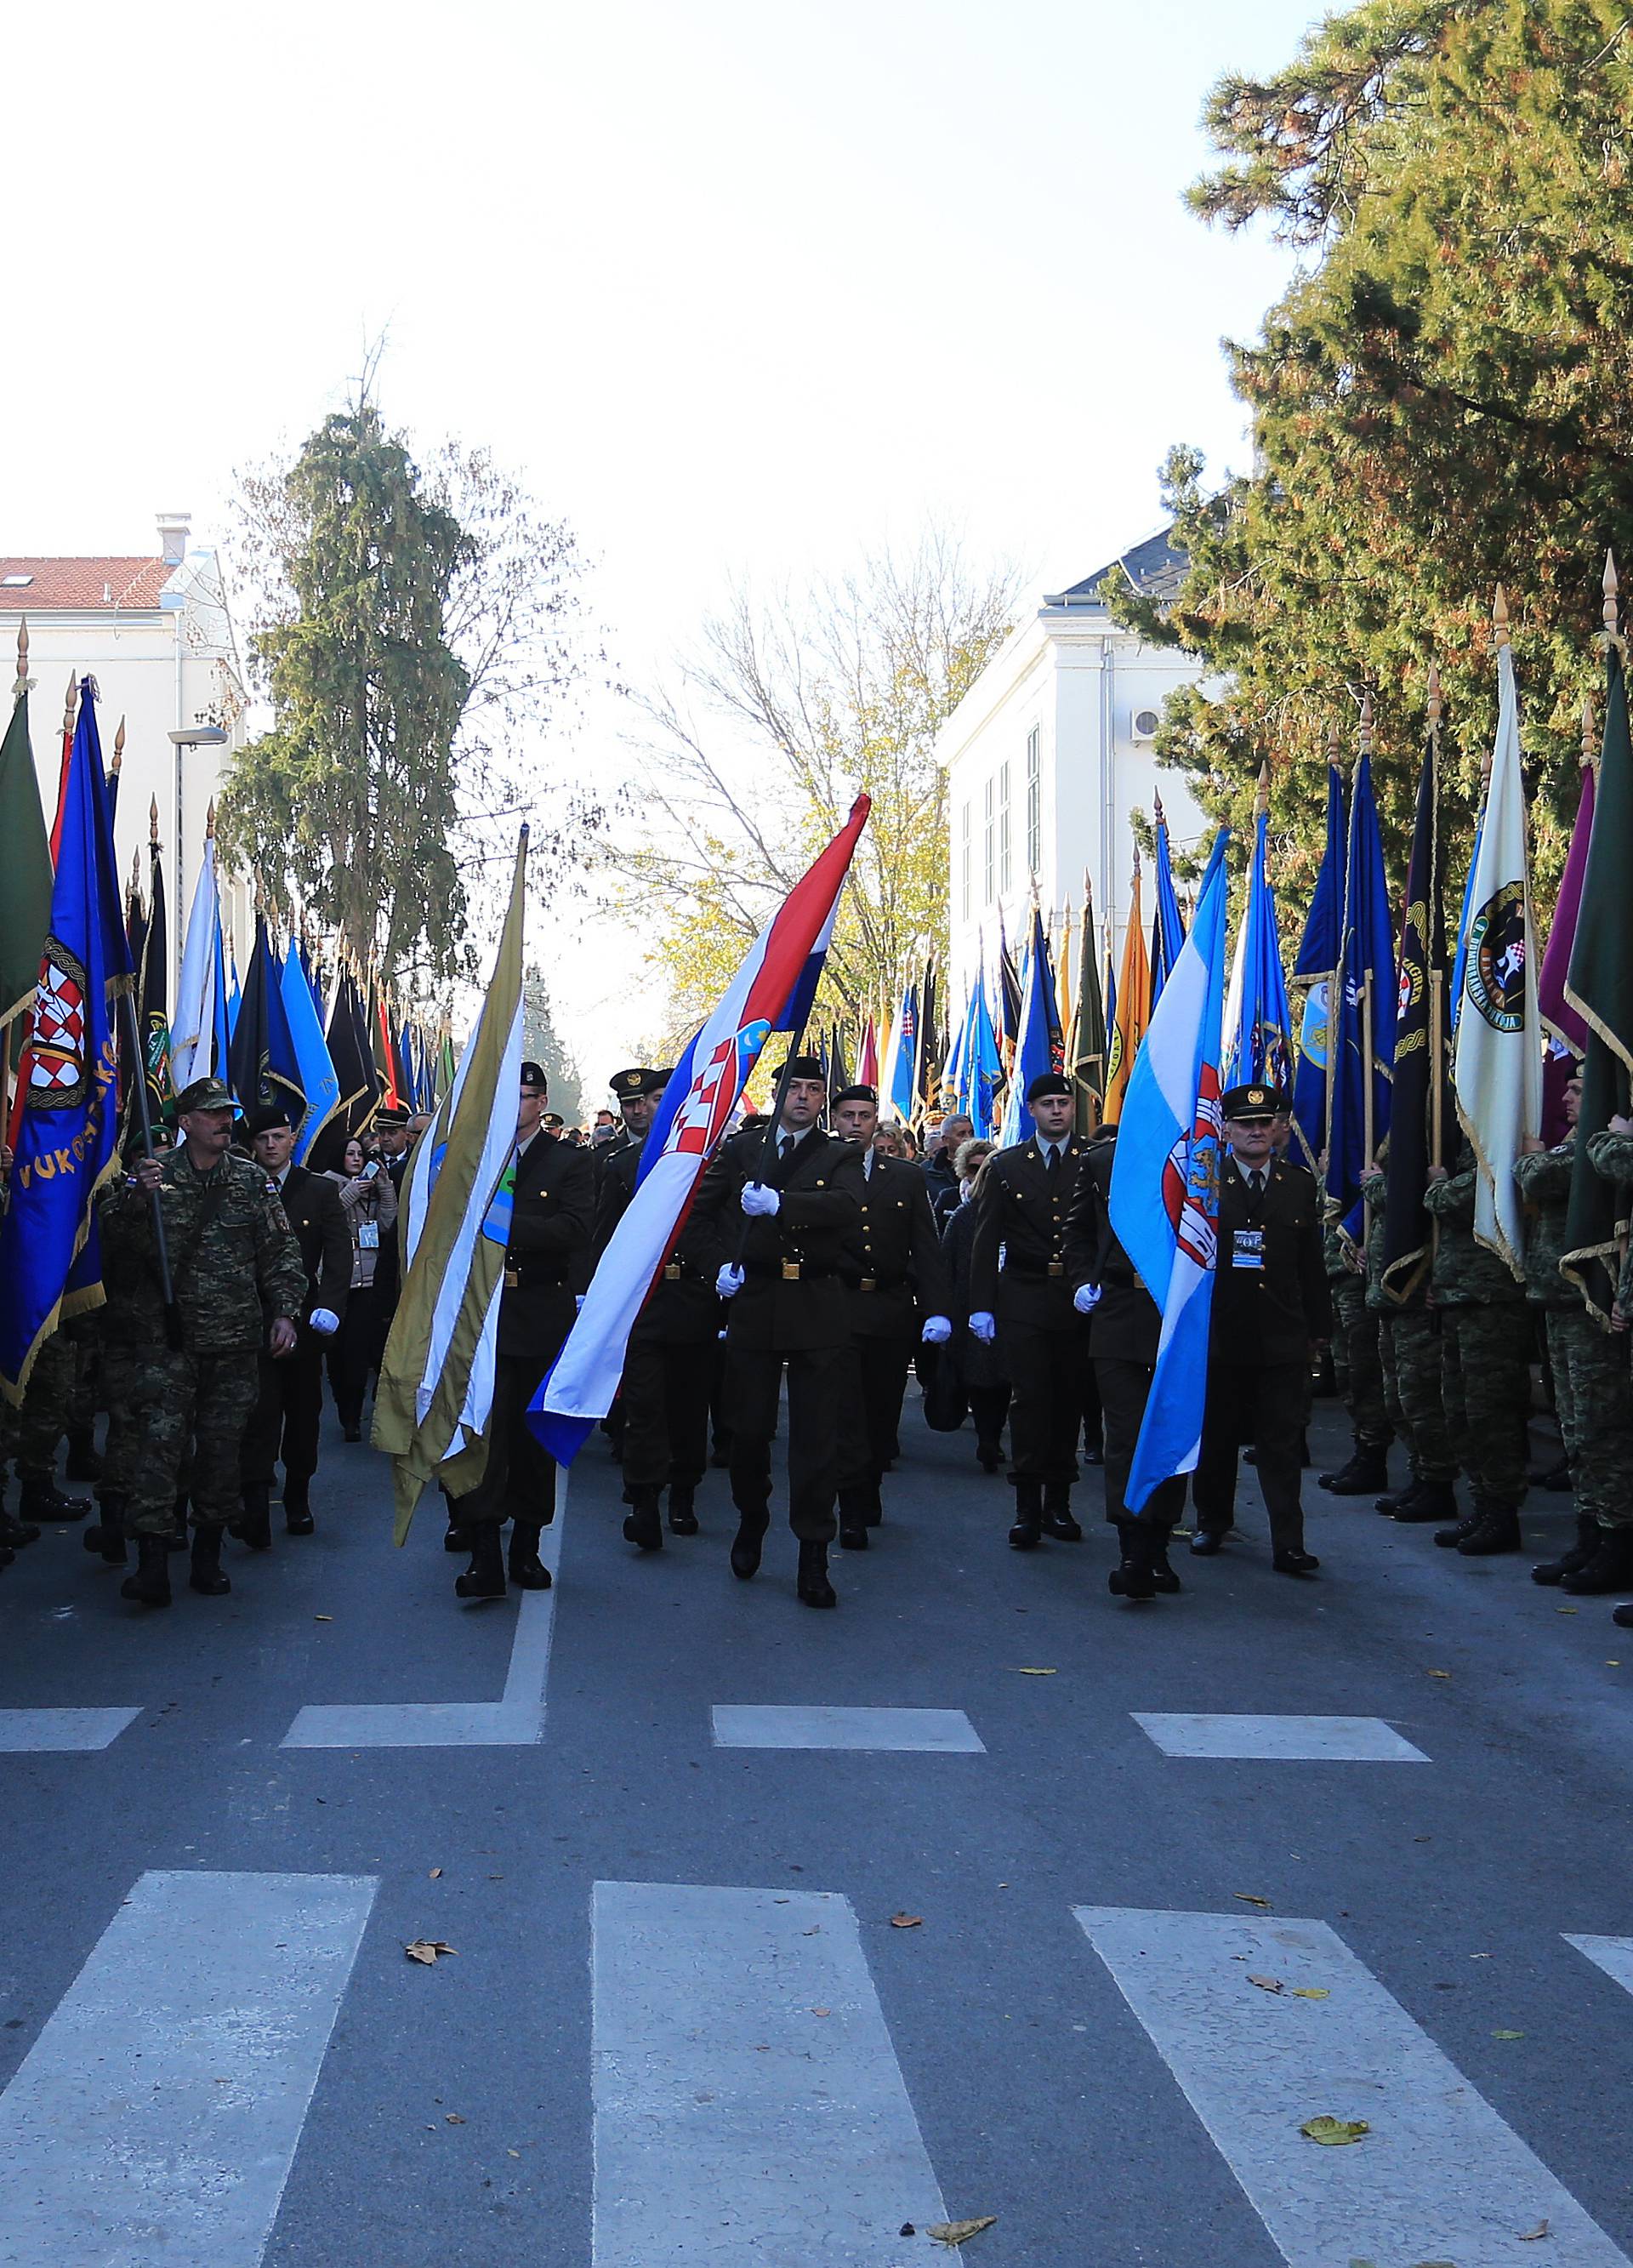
left=0, top=679, right=53, bottom=1039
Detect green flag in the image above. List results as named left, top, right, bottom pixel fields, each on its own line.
left=0, top=675, right=53, bottom=1039
left=1561, top=641, right=1632, bottom=1321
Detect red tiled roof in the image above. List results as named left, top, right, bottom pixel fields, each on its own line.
left=0, top=557, right=174, bottom=612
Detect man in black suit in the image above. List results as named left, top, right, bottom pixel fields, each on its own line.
left=696, top=1056, right=865, bottom=1607
left=1063, top=1125, right=1189, bottom=1599
left=970, top=1072, right=1095, bottom=1549
left=1190, top=1083, right=1331, bottom=1576
left=828, top=1085, right=953, bottom=1548
left=595, top=1067, right=727, bottom=1551
left=450, top=1061, right=595, bottom=1598
left=236, top=1105, right=352, bottom=1544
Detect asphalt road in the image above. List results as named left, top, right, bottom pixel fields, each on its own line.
left=2, top=1382, right=1632, bottom=2267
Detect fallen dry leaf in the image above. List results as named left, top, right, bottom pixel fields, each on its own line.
left=1427, top=1668, right=1452, bottom=1678
left=1013, top=1667, right=1057, bottom=1676
left=404, top=1940, right=457, bottom=1965
left=891, top=1914, right=924, bottom=1929
left=1493, top=2028, right=1525, bottom=2040
left=1234, top=1894, right=1273, bottom=1909
left=1248, top=1975, right=1284, bottom=1994
left=1300, top=2116, right=1369, bottom=2146
left=429, top=1867, right=442, bottom=1879
left=507, top=2149, right=521, bottom=2159
left=314, top=1614, right=333, bottom=1622
left=445, top=2112, right=465, bottom=2123
left=810, top=2006, right=830, bottom=2017
left=1292, top=1988, right=1331, bottom=2001
left=1556, top=1607, right=1578, bottom=1616
left=928, top=2216, right=998, bottom=2247
left=1519, top=2220, right=1550, bottom=2242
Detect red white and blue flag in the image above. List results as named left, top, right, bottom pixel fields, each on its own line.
left=1107, top=830, right=1230, bottom=1511
left=529, top=795, right=871, bottom=1464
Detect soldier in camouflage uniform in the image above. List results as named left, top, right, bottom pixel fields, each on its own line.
left=1562, top=1106, right=1633, bottom=1598
left=1359, top=1158, right=1459, bottom=1524
left=100, top=1077, right=305, bottom=1608
left=1420, top=1137, right=1534, bottom=1554
left=1317, top=1208, right=1394, bottom=1495
left=0, top=1325, right=93, bottom=1545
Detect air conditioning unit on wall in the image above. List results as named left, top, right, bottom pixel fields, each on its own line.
left=1129, top=706, right=1162, bottom=743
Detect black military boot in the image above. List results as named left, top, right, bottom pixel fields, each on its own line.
left=729, top=1507, right=769, bottom=1581
left=837, top=1488, right=870, bottom=1552
left=623, top=1486, right=663, bottom=1553
left=1560, top=1526, right=1633, bottom=1596
left=1532, top=1513, right=1599, bottom=1587
left=1107, top=1521, right=1157, bottom=1601
left=1613, top=1601, right=1633, bottom=1628
left=1, top=1497, right=41, bottom=1547
left=121, top=1533, right=172, bottom=1607
left=64, top=1427, right=102, bottom=1482
left=1009, top=1477, right=1043, bottom=1550
left=1376, top=1478, right=1416, bottom=1515
left=668, top=1484, right=699, bottom=1536
left=1147, top=1525, right=1181, bottom=1594
left=796, top=1539, right=837, bottom=1608
left=1319, top=1439, right=1391, bottom=1495
left=975, top=1433, right=1002, bottom=1473
left=455, top=1524, right=507, bottom=1598
left=444, top=1519, right=473, bottom=1553
left=188, top=1525, right=231, bottom=1596
left=283, top=1473, right=315, bottom=1536
left=1434, top=1498, right=1483, bottom=1547
left=508, top=1520, right=552, bottom=1589
left=1455, top=1502, right=1522, bottom=1555
left=167, top=1494, right=191, bottom=1550
left=83, top=1493, right=128, bottom=1565
left=1272, top=1545, right=1321, bottom=1576
left=232, top=1485, right=273, bottom=1552
left=862, top=1479, right=884, bottom=1530
left=20, top=1478, right=89, bottom=1524
left=1393, top=1478, right=1460, bottom=1524
left=1041, top=1483, right=1083, bottom=1542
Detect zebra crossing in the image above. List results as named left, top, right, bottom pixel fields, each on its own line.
left=3, top=1870, right=1628, bottom=2265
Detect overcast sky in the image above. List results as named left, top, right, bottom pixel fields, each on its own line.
left=12, top=0, right=1323, bottom=1092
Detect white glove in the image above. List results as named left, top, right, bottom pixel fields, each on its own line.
left=575, top=1294, right=585, bottom=1313
left=716, top=1263, right=745, bottom=1299
left=920, top=1314, right=952, bottom=1345
left=740, top=1181, right=781, bottom=1217
left=307, top=1307, right=340, bottom=1336
left=1073, top=1284, right=1102, bottom=1315
left=969, top=1310, right=996, bottom=1345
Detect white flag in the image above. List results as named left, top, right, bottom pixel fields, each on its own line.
left=1454, top=642, right=1539, bottom=1274
left=171, top=834, right=219, bottom=1089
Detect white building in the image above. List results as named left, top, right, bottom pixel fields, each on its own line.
left=936, top=528, right=1208, bottom=1004
left=0, top=514, right=252, bottom=984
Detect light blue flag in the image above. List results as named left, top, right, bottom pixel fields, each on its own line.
left=1224, top=808, right=1294, bottom=1090
left=279, top=938, right=342, bottom=1162
left=997, top=914, right=1061, bottom=1147
left=1108, top=832, right=1231, bottom=1511
left=961, top=973, right=1004, bottom=1138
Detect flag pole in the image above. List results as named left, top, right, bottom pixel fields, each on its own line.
left=1357, top=696, right=1376, bottom=1194
left=1322, top=719, right=1344, bottom=1178
left=1425, top=665, right=1445, bottom=1257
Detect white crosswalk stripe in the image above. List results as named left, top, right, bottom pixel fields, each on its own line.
left=712, top=1704, right=984, bottom=1752
left=591, top=1880, right=946, bottom=2265
left=1132, top=1712, right=1429, bottom=1762
left=0, top=1869, right=377, bottom=2268
left=0, top=1707, right=141, bottom=1752
left=1566, top=1932, right=1633, bottom=1998
left=1076, top=1904, right=1630, bottom=2267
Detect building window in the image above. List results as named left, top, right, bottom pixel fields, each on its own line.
left=982, top=778, right=994, bottom=904
left=959, top=800, right=971, bottom=922
left=998, top=761, right=1011, bottom=896
left=1026, top=727, right=1041, bottom=876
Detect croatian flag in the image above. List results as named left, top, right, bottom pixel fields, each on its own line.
left=1107, top=830, right=1231, bottom=1511
left=530, top=795, right=872, bottom=1464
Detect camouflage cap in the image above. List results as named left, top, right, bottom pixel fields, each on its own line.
left=175, top=1076, right=236, bottom=1115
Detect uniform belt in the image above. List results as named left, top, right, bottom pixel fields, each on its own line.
left=839, top=1270, right=908, bottom=1292
left=742, top=1257, right=834, bottom=1281
left=1003, top=1261, right=1066, bottom=1280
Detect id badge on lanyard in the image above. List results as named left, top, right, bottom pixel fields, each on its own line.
left=358, top=1220, right=380, bottom=1251
left=1232, top=1228, right=1264, bottom=1271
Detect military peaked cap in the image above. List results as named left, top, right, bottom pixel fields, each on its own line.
left=1220, top=1082, right=1287, bottom=1120
left=777, top=1054, right=826, bottom=1083
left=610, top=1066, right=669, bottom=1100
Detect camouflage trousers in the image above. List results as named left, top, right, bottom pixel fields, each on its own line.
left=0, top=1328, right=78, bottom=1484
left=95, top=1337, right=141, bottom=1507
left=1380, top=1309, right=1457, bottom=1483
left=1440, top=1303, right=1533, bottom=1508
left=1545, top=1304, right=1633, bottom=1532
left=1331, top=1271, right=1389, bottom=1445
left=124, top=1346, right=259, bottom=1537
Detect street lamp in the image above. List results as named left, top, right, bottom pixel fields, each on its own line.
left=168, top=724, right=228, bottom=926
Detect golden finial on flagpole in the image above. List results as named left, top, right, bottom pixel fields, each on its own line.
left=1493, top=584, right=1511, bottom=650
left=1152, top=789, right=1166, bottom=828
left=1357, top=691, right=1374, bottom=762
left=1255, top=760, right=1270, bottom=818
left=149, top=795, right=159, bottom=845
left=1131, top=841, right=1142, bottom=878
left=1604, top=549, right=1619, bottom=639
left=128, top=846, right=142, bottom=902
left=205, top=799, right=216, bottom=839
left=62, top=670, right=76, bottom=738
left=111, top=716, right=125, bottom=777
left=14, top=615, right=27, bottom=700
left=1327, top=717, right=1341, bottom=772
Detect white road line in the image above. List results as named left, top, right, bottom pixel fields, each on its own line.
left=0, top=1868, right=377, bottom=2268
left=1076, top=1905, right=1630, bottom=2268
left=1132, top=1712, right=1428, bottom=1763
left=0, top=1707, right=141, bottom=1753
left=1566, top=1933, right=1633, bottom=1997
left=280, top=1493, right=563, bottom=1749
left=592, top=1881, right=946, bottom=2265
left=712, top=1705, right=984, bottom=1752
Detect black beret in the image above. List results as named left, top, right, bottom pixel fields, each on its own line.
left=776, top=1054, right=826, bottom=1083
left=246, top=1103, right=295, bottom=1137
left=610, top=1066, right=669, bottom=1099
left=832, top=1084, right=878, bottom=1107
left=520, top=1060, right=549, bottom=1093
left=1221, top=1082, right=1287, bottom=1120
left=1026, top=1071, right=1073, bottom=1103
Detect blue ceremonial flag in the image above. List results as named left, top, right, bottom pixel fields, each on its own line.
left=0, top=681, right=131, bottom=1399
left=1108, top=831, right=1231, bottom=1510
left=225, top=934, right=242, bottom=1040
left=998, top=904, right=1062, bottom=1146
left=961, top=970, right=1004, bottom=1137
left=1289, top=760, right=1347, bottom=1170
left=883, top=983, right=918, bottom=1123
left=1328, top=744, right=1396, bottom=1223
left=1224, top=804, right=1294, bottom=1090
left=279, top=937, right=341, bottom=1163
left=210, top=914, right=231, bottom=1076
left=1149, top=800, right=1186, bottom=1006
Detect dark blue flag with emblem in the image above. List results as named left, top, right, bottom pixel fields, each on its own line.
left=0, top=681, right=131, bottom=1399
left=1327, top=721, right=1396, bottom=1227
left=1148, top=793, right=1186, bottom=1007
left=1381, top=694, right=1451, bottom=1300
left=1289, top=756, right=1347, bottom=1171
